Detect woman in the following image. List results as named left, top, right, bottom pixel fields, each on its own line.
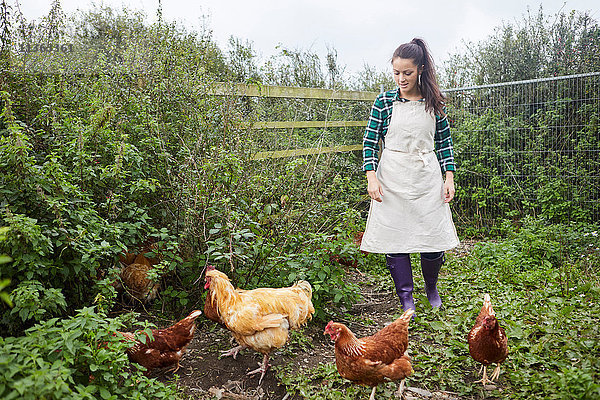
left=360, top=38, right=459, bottom=312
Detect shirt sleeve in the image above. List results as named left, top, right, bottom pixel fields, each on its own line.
left=434, top=111, right=456, bottom=173
left=362, top=95, right=385, bottom=171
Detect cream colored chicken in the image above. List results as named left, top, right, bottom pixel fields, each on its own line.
left=204, top=266, right=314, bottom=384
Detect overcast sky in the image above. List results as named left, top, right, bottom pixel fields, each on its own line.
left=18, top=0, right=600, bottom=76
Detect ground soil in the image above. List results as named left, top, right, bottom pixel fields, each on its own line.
left=148, top=241, right=478, bottom=400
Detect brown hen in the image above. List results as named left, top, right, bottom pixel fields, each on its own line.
left=468, top=293, right=508, bottom=386
left=118, top=310, right=202, bottom=375
left=324, top=308, right=414, bottom=400
left=119, top=260, right=160, bottom=303
left=117, top=243, right=163, bottom=303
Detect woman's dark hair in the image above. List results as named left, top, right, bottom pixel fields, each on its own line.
left=392, top=38, right=445, bottom=116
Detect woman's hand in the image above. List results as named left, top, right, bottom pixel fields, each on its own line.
left=443, top=171, right=455, bottom=203
left=366, top=171, right=383, bottom=202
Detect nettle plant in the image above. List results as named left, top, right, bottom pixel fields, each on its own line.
left=0, top=306, right=177, bottom=400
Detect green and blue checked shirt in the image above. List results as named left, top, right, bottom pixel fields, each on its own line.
left=362, top=89, right=456, bottom=173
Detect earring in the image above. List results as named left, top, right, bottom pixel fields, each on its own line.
left=418, top=74, right=422, bottom=86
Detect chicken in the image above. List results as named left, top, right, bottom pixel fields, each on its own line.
left=119, top=259, right=160, bottom=303
left=353, top=231, right=366, bottom=251
left=324, top=308, right=414, bottom=400
left=203, top=272, right=250, bottom=358
left=119, top=241, right=163, bottom=266
left=204, top=265, right=314, bottom=384
left=119, top=250, right=137, bottom=265
left=117, top=242, right=163, bottom=303
left=203, top=282, right=224, bottom=326
left=117, top=310, right=202, bottom=375
left=468, top=293, right=508, bottom=386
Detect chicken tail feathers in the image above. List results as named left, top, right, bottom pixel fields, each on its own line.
left=483, top=293, right=495, bottom=316
left=186, top=310, right=203, bottom=320
left=294, top=280, right=313, bottom=299
left=398, top=308, right=415, bottom=323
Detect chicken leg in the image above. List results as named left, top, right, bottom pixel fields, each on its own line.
left=474, top=365, right=494, bottom=385
left=489, top=363, right=502, bottom=381
left=369, top=386, right=377, bottom=400
left=166, top=360, right=181, bottom=374
left=247, top=354, right=270, bottom=385
left=396, top=379, right=407, bottom=399
left=220, top=344, right=246, bottom=359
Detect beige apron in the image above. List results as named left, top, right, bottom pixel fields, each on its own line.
left=360, top=100, right=459, bottom=253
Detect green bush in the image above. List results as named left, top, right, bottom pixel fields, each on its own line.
left=0, top=306, right=177, bottom=400
left=0, top=3, right=368, bottom=336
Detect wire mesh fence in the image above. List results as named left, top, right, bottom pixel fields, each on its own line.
left=443, top=72, right=600, bottom=231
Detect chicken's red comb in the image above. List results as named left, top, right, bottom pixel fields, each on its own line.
left=207, top=265, right=216, bottom=271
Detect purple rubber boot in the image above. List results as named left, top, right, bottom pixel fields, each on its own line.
left=420, top=253, right=445, bottom=308
left=386, top=254, right=415, bottom=312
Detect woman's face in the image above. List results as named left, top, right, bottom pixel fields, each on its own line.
left=392, top=57, right=420, bottom=94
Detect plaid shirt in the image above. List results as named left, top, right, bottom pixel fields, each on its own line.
left=362, top=89, right=456, bottom=173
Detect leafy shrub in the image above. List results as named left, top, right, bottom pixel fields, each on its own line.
left=9, top=280, right=67, bottom=323
left=1, top=4, right=369, bottom=338
left=536, top=178, right=590, bottom=223
left=0, top=306, right=177, bottom=400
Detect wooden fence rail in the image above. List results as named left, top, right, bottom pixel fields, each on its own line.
left=214, top=82, right=376, bottom=159
left=252, top=120, right=367, bottom=129
left=252, top=145, right=363, bottom=160
left=213, top=82, right=378, bottom=101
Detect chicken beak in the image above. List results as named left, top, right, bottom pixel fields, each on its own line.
left=323, top=329, right=336, bottom=341
left=324, top=321, right=334, bottom=333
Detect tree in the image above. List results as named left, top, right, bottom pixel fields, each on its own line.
left=441, top=7, right=600, bottom=88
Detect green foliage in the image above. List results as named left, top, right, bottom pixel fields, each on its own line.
left=1, top=3, right=598, bottom=398
left=282, top=232, right=363, bottom=321
left=0, top=306, right=178, bottom=400
left=407, top=220, right=600, bottom=399
left=352, top=63, right=394, bottom=92
left=549, top=367, right=600, bottom=400
left=176, top=142, right=365, bottom=320
left=440, top=8, right=599, bottom=237
left=275, top=362, right=398, bottom=400
left=0, top=226, right=12, bottom=306
left=276, top=360, right=404, bottom=400
left=535, top=178, right=590, bottom=223
left=1, top=3, right=368, bottom=338
left=9, top=280, right=67, bottom=323
left=441, top=7, right=600, bottom=87
left=449, top=87, right=598, bottom=235
left=0, top=93, right=150, bottom=331
left=0, top=4, right=243, bottom=334
left=0, top=278, right=11, bottom=307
